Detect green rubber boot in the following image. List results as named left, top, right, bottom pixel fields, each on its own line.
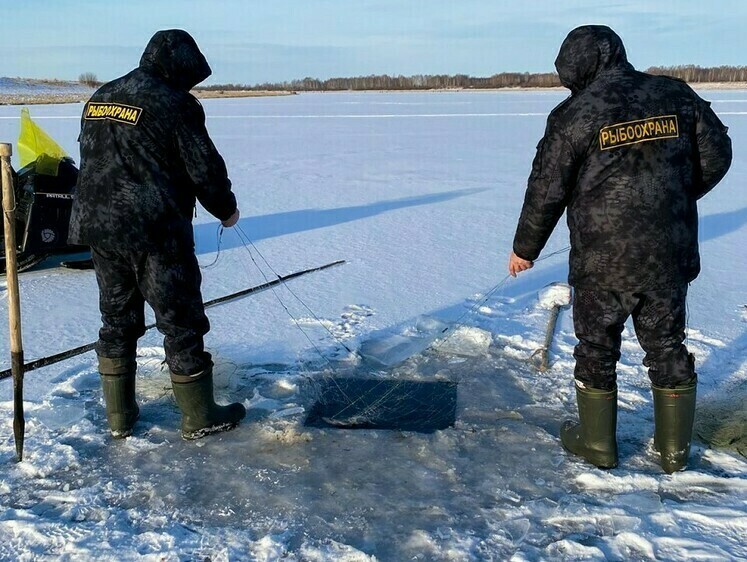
left=99, top=356, right=139, bottom=439
left=652, top=377, right=697, bottom=474
left=171, top=367, right=246, bottom=440
left=560, top=382, right=618, bottom=469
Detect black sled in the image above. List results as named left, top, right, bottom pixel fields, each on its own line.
left=0, top=157, right=89, bottom=274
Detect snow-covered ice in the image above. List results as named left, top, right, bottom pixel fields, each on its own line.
left=0, top=77, right=93, bottom=105
left=0, top=91, right=746, bottom=560
left=537, top=283, right=572, bottom=310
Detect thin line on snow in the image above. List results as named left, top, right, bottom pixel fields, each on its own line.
left=0, top=112, right=548, bottom=120
left=3, top=111, right=740, bottom=121
left=207, top=112, right=548, bottom=119
left=0, top=115, right=81, bottom=119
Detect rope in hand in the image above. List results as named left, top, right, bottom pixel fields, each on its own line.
left=229, top=224, right=354, bottom=404
left=235, top=224, right=354, bottom=355
left=206, top=217, right=569, bottom=370
left=195, top=221, right=346, bottom=373
left=198, top=225, right=224, bottom=269
left=432, top=245, right=571, bottom=351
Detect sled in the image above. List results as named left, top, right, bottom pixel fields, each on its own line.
left=0, top=109, right=88, bottom=274
left=0, top=157, right=87, bottom=274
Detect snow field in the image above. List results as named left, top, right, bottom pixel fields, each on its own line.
left=0, top=91, right=745, bottom=560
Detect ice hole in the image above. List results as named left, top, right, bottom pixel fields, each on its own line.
left=304, top=377, right=458, bottom=433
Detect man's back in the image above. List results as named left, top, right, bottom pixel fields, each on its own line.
left=513, top=26, right=731, bottom=291
left=69, top=29, right=235, bottom=251
left=72, top=69, right=195, bottom=248
left=559, top=69, right=718, bottom=289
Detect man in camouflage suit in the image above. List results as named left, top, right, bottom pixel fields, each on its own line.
left=508, top=26, right=732, bottom=472
left=69, top=29, right=246, bottom=440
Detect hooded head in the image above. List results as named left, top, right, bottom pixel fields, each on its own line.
left=554, top=25, right=632, bottom=94
left=139, top=29, right=212, bottom=91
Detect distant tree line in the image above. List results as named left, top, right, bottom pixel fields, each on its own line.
left=200, top=65, right=747, bottom=92
left=646, top=65, right=747, bottom=83
left=201, top=72, right=561, bottom=91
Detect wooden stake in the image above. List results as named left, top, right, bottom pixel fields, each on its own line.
left=1, top=143, right=25, bottom=462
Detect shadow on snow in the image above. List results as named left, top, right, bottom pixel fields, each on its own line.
left=193, top=187, right=487, bottom=255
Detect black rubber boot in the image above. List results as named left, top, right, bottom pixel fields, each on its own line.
left=99, top=356, right=139, bottom=439
left=652, top=377, right=697, bottom=474
left=171, top=366, right=246, bottom=440
left=561, top=382, right=618, bottom=469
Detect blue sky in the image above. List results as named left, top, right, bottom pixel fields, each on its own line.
left=3, top=0, right=745, bottom=84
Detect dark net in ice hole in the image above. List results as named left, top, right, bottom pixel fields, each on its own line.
left=304, top=377, right=458, bottom=433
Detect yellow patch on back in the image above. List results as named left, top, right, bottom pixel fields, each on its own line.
left=84, top=102, right=143, bottom=125
left=599, top=115, right=679, bottom=150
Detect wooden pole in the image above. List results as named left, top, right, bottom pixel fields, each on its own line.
left=532, top=283, right=572, bottom=373
left=1, top=143, right=24, bottom=462
left=535, top=304, right=562, bottom=372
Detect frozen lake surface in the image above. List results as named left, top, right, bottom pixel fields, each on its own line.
left=0, top=91, right=745, bottom=560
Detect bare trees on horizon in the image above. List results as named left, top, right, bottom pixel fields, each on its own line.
left=78, top=73, right=102, bottom=88
left=199, top=65, right=747, bottom=92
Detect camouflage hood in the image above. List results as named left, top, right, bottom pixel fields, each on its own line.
left=554, top=25, right=633, bottom=94
left=139, top=29, right=211, bottom=91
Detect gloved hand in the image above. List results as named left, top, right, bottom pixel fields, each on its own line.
left=221, top=208, right=240, bottom=228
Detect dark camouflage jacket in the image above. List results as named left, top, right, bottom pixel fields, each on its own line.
left=69, top=29, right=236, bottom=250
left=512, top=25, right=732, bottom=291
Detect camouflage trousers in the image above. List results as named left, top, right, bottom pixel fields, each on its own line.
left=91, top=246, right=211, bottom=376
left=572, top=285, right=694, bottom=390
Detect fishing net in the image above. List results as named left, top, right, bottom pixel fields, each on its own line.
left=304, top=377, right=458, bottom=433
left=218, top=224, right=463, bottom=433
left=695, top=380, right=747, bottom=458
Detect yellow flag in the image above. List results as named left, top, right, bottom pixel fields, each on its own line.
left=18, top=108, right=69, bottom=175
